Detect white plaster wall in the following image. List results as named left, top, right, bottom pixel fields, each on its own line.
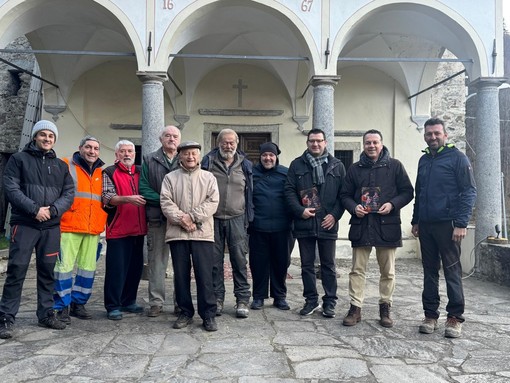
left=52, top=60, right=172, bottom=166
left=334, top=65, right=421, bottom=243
left=185, top=63, right=305, bottom=167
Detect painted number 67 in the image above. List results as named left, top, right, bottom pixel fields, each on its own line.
left=301, top=0, right=313, bottom=12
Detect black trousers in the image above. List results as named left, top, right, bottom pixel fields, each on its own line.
left=104, top=235, right=144, bottom=312
left=0, top=225, right=60, bottom=322
left=170, top=240, right=217, bottom=320
left=419, top=221, right=465, bottom=321
left=297, top=237, right=338, bottom=305
left=249, top=230, right=291, bottom=300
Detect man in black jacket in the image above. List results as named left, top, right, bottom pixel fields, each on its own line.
left=340, top=129, right=413, bottom=328
left=285, top=129, right=345, bottom=318
left=0, top=120, right=74, bottom=339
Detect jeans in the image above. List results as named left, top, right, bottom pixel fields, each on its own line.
left=419, top=221, right=465, bottom=321
left=212, top=215, right=251, bottom=303
left=297, top=237, right=337, bottom=305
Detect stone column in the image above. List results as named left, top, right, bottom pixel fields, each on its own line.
left=137, top=71, right=168, bottom=156
left=310, top=76, right=341, bottom=154
left=471, top=77, right=506, bottom=245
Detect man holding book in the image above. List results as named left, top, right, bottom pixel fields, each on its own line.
left=340, top=129, right=413, bottom=327
left=285, top=129, right=345, bottom=318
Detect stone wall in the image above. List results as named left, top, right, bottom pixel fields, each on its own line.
left=477, top=243, right=510, bottom=286
left=430, top=50, right=467, bottom=150
left=0, top=36, right=33, bottom=153
left=0, top=36, right=34, bottom=232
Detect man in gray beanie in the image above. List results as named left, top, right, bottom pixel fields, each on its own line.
left=0, top=119, right=74, bottom=339
left=31, top=120, right=59, bottom=142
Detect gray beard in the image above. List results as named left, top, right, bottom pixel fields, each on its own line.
left=219, top=149, right=234, bottom=160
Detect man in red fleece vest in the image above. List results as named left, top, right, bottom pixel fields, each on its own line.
left=102, top=140, right=147, bottom=320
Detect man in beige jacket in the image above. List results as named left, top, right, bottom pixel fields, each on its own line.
left=160, top=141, right=220, bottom=331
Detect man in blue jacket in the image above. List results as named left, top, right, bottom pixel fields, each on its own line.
left=0, top=120, right=74, bottom=339
left=411, top=117, right=476, bottom=338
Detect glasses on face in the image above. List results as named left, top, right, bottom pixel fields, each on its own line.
left=307, top=139, right=325, bottom=144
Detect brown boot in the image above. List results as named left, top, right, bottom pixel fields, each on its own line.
left=342, top=304, right=361, bottom=326
left=379, top=303, right=394, bottom=328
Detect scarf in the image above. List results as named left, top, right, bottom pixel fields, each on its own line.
left=305, top=151, right=329, bottom=185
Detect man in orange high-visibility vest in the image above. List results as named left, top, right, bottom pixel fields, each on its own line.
left=54, top=136, right=107, bottom=323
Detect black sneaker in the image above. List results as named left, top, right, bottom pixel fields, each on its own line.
left=273, top=299, right=291, bottom=310
left=56, top=306, right=71, bottom=325
left=202, top=317, right=218, bottom=332
left=70, top=302, right=92, bottom=320
left=300, top=302, right=320, bottom=316
left=322, top=303, right=336, bottom=318
left=173, top=313, right=193, bottom=329
left=251, top=299, right=264, bottom=310
left=0, top=317, right=14, bottom=339
left=38, top=310, right=67, bottom=330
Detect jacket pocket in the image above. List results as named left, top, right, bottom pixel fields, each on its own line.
left=380, top=215, right=402, bottom=242
left=348, top=217, right=363, bottom=242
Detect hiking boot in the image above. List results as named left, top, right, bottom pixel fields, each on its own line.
left=300, top=301, right=320, bottom=316
left=0, top=317, right=14, bottom=339
left=148, top=306, right=163, bottom=317
left=70, top=302, right=92, bottom=320
left=38, top=310, right=67, bottom=330
left=419, top=317, right=438, bottom=334
left=273, top=299, right=290, bottom=310
left=216, top=301, right=223, bottom=316
left=251, top=299, right=264, bottom=310
left=173, top=313, right=193, bottom=329
left=342, top=304, right=361, bottom=326
left=444, top=317, right=462, bottom=338
left=120, top=303, right=144, bottom=313
left=236, top=302, right=249, bottom=318
left=202, top=317, right=218, bottom=332
left=379, top=303, right=393, bottom=328
left=322, top=303, right=336, bottom=318
left=107, top=309, right=123, bottom=320
left=56, top=306, right=71, bottom=325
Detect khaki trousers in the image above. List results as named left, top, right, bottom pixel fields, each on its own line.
left=348, top=246, right=396, bottom=307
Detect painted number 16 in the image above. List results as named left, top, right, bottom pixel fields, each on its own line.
left=163, top=0, right=174, bottom=10
left=301, top=0, right=313, bottom=12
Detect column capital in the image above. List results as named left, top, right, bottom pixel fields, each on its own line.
left=136, top=71, right=168, bottom=83
left=470, top=77, right=508, bottom=89
left=309, top=75, right=341, bottom=87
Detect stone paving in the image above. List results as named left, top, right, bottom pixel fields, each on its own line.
left=0, top=247, right=510, bottom=382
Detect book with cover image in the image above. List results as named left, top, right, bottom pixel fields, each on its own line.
left=361, top=186, right=381, bottom=213
left=300, top=186, right=321, bottom=210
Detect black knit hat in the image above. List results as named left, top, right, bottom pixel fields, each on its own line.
left=259, top=142, right=281, bottom=156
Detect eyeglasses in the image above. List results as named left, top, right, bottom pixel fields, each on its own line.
left=307, top=139, right=325, bottom=144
